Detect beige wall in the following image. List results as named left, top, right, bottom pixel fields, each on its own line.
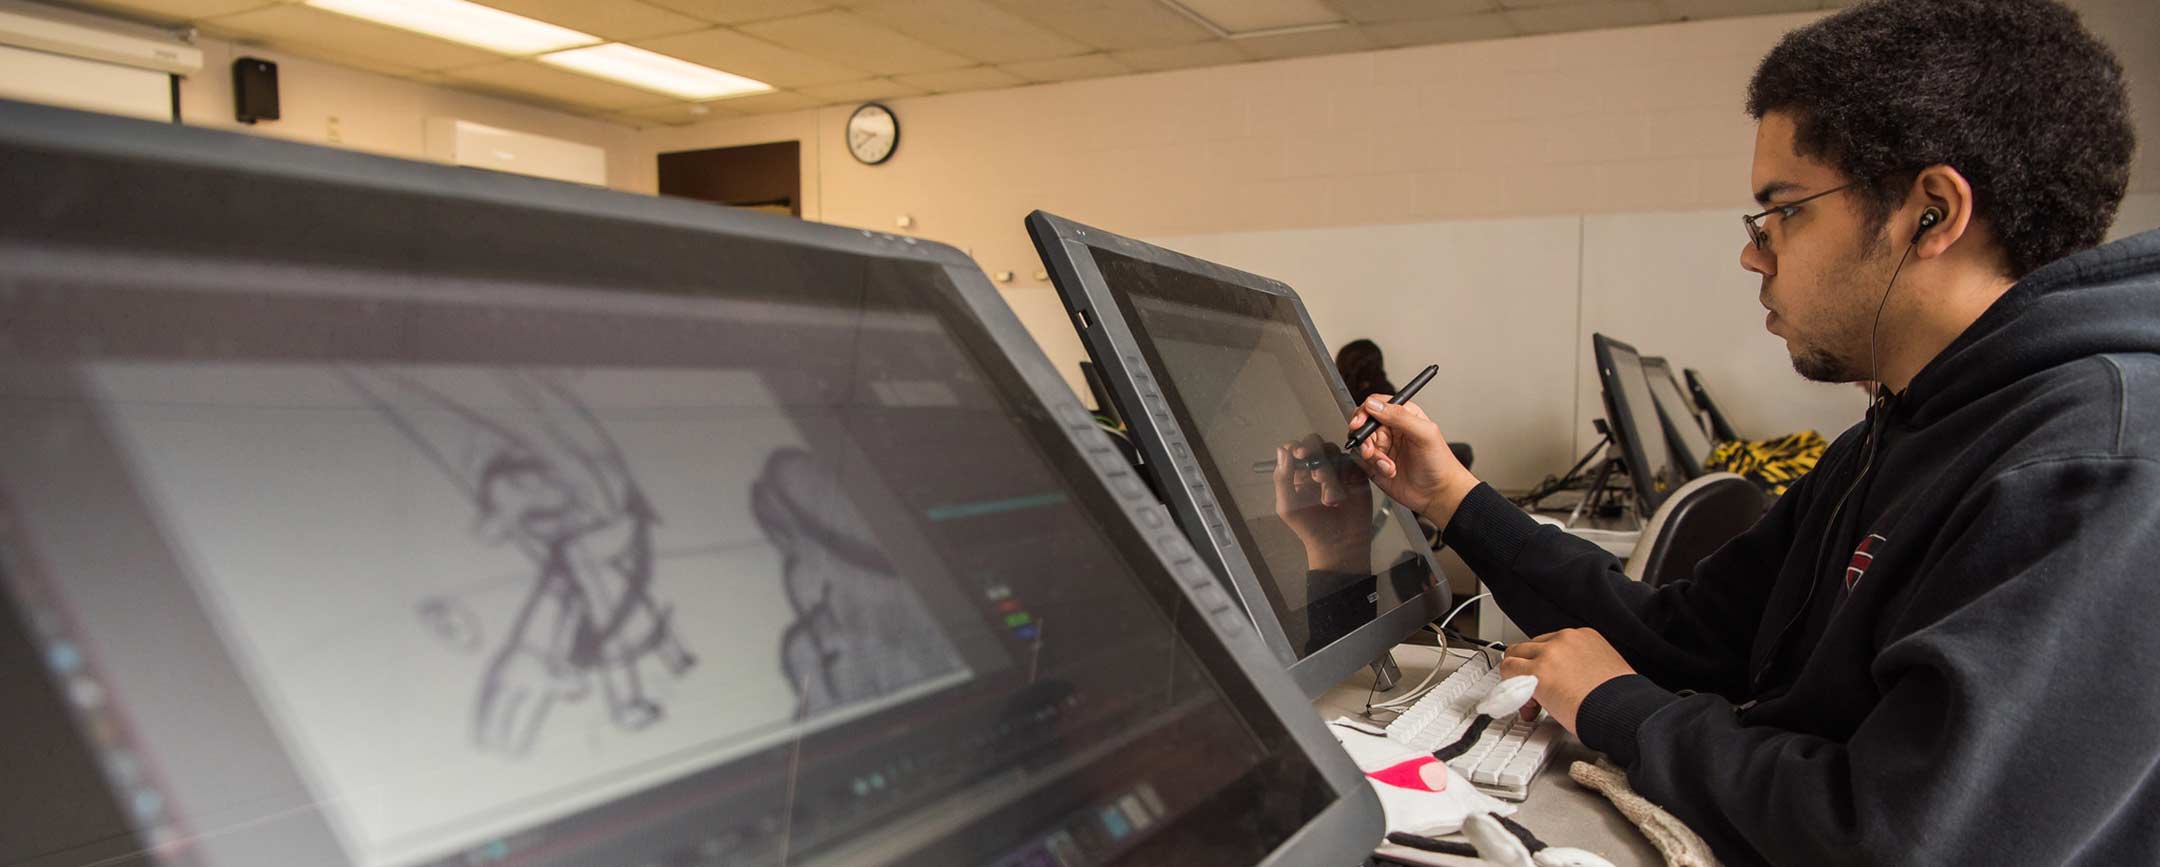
left=631, top=11, right=1834, bottom=256
left=177, top=35, right=644, bottom=190
left=628, top=1, right=2159, bottom=489
left=630, top=0, right=2156, bottom=261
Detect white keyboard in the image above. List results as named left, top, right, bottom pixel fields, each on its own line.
left=1382, top=658, right=1563, bottom=801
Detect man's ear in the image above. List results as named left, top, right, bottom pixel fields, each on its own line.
left=1907, top=165, right=1977, bottom=260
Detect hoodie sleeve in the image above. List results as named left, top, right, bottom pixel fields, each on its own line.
left=1441, top=470, right=1817, bottom=696
left=1592, top=456, right=2160, bottom=865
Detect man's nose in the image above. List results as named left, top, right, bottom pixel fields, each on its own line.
left=1741, top=240, right=1775, bottom=277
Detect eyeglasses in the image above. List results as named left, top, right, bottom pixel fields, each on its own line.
left=1741, top=179, right=1865, bottom=253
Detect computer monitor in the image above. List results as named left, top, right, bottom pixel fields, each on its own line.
left=1591, top=334, right=1685, bottom=513
left=0, top=101, right=1382, bottom=867
left=1683, top=368, right=1742, bottom=443
left=1028, top=211, right=1447, bottom=700
left=1639, top=357, right=1717, bottom=478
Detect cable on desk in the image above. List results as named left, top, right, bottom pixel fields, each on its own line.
left=1362, top=592, right=1498, bottom=716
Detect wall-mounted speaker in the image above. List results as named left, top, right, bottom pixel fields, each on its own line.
left=233, top=57, right=279, bottom=125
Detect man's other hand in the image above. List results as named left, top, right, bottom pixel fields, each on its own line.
left=1499, top=628, right=1635, bottom=735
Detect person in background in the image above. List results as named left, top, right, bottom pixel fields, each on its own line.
left=1336, top=338, right=1395, bottom=406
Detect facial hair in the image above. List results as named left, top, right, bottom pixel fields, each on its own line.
left=1788, top=226, right=1894, bottom=383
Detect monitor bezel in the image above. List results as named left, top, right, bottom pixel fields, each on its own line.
left=0, top=100, right=1383, bottom=867
left=1639, top=356, right=1714, bottom=479
left=1026, top=210, right=1448, bottom=701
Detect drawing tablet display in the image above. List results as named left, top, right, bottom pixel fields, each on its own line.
left=1029, top=212, right=1446, bottom=700
left=0, top=101, right=1377, bottom=867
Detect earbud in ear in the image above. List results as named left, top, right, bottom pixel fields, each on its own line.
left=1911, top=207, right=1944, bottom=244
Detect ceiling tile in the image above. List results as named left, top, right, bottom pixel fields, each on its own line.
left=1109, top=40, right=1251, bottom=72
left=1363, top=11, right=1518, bottom=46
left=891, top=64, right=1027, bottom=92
left=720, top=89, right=825, bottom=113
left=202, top=5, right=504, bottom=71
left=442, top=60, right=674, bottom=110
left=279, top=45, right=434, bottom=78
left=851, top=0, right=1090, bottom=64
left=470, top=0, right=710, bottom=40
left=795, top=77, right=927, bottom=102
left=614, top=101, right=744, bottom=126
left=997, top=52, right=1128, bottom=83
left=1327, top=0, right=1497, bottom=23
left=1661, top=0, right=1818, bottom=19
left=644, top=0, right=837, bottom=24
left=634, top=27, right=868, bottom=86
left=64, top=0, right=276, bottom=23
left=1232, top=24, right=1377, bottom=60
left=740, top=10, right=976, bottom=74
left=985, top=0, right=1216, bottom=50
left=1507, top=0, right=1664, bottom=34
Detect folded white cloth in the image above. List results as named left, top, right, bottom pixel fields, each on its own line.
left=1333, top=718, right=1618, bottom=867
left=1331, top=716, right=1514, bottom=836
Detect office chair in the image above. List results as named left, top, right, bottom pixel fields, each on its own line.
left=1622, top=472, right=1766, bottom=587
left=1525, top=471, right=1764, bottom=588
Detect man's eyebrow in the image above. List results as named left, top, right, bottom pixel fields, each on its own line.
left=1754, top=181, right=1802, bottom=207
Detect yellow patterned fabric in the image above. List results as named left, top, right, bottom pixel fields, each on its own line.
left=1705, top=430, right=1827, bottom=497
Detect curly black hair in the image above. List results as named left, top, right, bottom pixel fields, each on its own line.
left=1746, top=0, right=2135, bottom=277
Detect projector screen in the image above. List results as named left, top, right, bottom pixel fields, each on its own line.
left=0, top=43, right=171, bottom=121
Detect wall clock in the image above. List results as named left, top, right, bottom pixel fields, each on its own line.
left=847, top=102, right=898, bottom=166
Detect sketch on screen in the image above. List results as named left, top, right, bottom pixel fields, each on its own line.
left=751, top=448, right=965, bottom=719
left=344, top=369, right=698, bottom=757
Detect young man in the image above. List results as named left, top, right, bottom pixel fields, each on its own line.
left=1348, top=0, right=2155, bottom=863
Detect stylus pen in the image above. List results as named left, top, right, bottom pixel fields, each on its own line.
left=1342, top=363, right=1439, bottom=454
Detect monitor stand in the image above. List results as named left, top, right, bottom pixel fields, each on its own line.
left=1369, top=650, right=1402, bottom=691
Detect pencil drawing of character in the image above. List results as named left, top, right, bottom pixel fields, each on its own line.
left=344, top=369, right=696, bottom=756
left=750, top=448, right=964, bottom=718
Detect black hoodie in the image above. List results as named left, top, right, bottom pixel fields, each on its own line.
left=1443, top=228, right=2160, bottom=866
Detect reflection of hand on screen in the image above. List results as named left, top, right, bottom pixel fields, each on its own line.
left=1271, top=437, right=1375, bottom=574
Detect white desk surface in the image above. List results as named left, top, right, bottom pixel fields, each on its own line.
left=1312, top=643, right=1663, bottom=867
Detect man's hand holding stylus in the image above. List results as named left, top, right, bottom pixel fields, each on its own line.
left=1346, top=396, right=1480, bottom=530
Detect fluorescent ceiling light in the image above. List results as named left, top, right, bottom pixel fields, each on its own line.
left=539, top=44, right=773, bottom=101
left=305, top=0, right=599, bottom=55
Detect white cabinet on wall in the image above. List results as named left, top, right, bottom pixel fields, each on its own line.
left=424, top=117, right=607, bottom=187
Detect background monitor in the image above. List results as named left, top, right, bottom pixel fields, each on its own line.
left=1029, top=211, right=1447, bottom=700
left=1591, top=334, right=1685, bottom=513
left=1079, top=360, right=1124, bottom=429
left=0, top=101, right=1382, bottom=867
left=1683, top=368, right=1742, bottom=443
left=1640, top=356, right=1717, bottom=478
